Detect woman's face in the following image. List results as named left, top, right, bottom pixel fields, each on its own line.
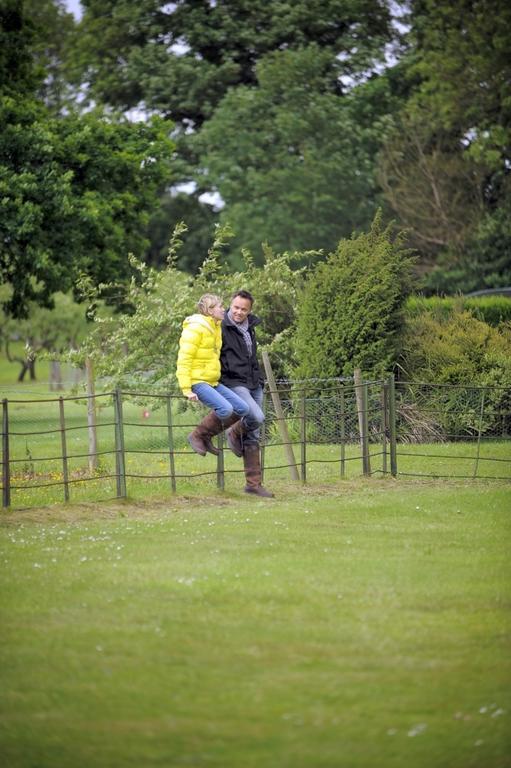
left=210, top=302, right=225, bottom=321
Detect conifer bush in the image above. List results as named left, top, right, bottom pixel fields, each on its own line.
left=294, top=212, right=414, bottom=381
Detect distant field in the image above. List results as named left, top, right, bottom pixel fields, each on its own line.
left=1, top=481, right=510, bottom=768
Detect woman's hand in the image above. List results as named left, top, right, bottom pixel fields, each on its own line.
left=186, top=392, right=199, bottom=402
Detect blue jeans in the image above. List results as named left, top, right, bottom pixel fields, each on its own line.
left=227, top=385, right=264, bottom=445
left=191, top=382, right=250, bottom=421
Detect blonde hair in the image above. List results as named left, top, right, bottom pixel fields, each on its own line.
left=197, top=293, right=222, bottom=316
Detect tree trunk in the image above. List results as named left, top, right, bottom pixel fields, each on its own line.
left=50, top=360, right=63, bottom=391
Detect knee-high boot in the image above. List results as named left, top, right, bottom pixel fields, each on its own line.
left=188, top=411, right=241, bottom=456
left=226, top=419, right=245, bottom=457
left=242, top=444, right=274, bottom=497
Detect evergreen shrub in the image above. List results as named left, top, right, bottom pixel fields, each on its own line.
left=292, top=213, right=414, bottom=441
left=294, top=212, right=414, bottom=381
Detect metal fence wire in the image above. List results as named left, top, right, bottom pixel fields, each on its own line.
left=1, top=377, right=510, bottom=508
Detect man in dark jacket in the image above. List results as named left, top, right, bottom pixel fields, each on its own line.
left=220, top=290, right=274, bottom=498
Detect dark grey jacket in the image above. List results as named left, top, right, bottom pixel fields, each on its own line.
left=220, top=313, right=263, bottom=388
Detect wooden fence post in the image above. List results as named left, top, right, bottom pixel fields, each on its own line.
left=262, top=352, right=299, bottom=482
left=300, top=388, right=307, bottom=483
left=113, top=388, right=127, bottom=498
left=59, top=397, right=70, bottom=502
left=339, top=382, right=346, bottom=478
left=388, top=374, right=397, bottom=477
left=354, top=368, right=371, bottom=476
left=2, top=399, right=10, bottom=508
left=166, top=394, right=177, bottom=493
left=85, top=357, right=97, bottom=473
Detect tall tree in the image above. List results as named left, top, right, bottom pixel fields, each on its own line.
left=68, top=0, right=395, bottom=270
left=197, top=46, right=403, bottom=261
left=0, top=0, right=175, bottom=318
left=378, top=0, right=511, bottom=291
left=72, top=0, right=393, bottom=125
left=294, top=212, right=415, bottom=380
left=0, top=96, right=175, bottom=317
left=23, top=0, right=77, bottom=111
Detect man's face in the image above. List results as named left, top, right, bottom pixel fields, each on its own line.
left=230, top=296, right=252, bottom=323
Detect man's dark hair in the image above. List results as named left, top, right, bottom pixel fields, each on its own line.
left=232, top=289, right=254, bottom=305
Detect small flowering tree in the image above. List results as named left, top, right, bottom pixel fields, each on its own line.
left=70, top=222, right=309, bottom=391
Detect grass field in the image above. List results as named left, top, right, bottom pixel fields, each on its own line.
left=1, top=478, right=510, bottom=768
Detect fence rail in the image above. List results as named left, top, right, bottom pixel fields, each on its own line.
left=1, top=377, right=510, bottom=508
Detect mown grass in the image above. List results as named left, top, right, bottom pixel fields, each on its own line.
left=0, top=479, right=510, bottom=768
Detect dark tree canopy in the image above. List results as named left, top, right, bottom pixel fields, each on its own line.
left=378, top=0, right=511, bottom=291
left=0, top=0, right=175, bottom=318
left=4, top=0, right=508, bottom=293
left=73, top=0, right=393, bottom=126
left=198, top=46, right=401, bottom=261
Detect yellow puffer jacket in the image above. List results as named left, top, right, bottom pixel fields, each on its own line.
left=176, top=313, right=222, bottom=395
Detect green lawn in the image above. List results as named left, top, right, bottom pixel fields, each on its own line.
left=1, top=480, right=510, bottom=768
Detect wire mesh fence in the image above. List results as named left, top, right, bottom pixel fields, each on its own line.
left=1, top=377, right=510, bottom=508
left=394, top=381, right=511, bottom=480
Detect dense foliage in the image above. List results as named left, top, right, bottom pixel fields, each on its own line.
left=72, top=223, right=306, bottom=390
left=0, top=1, right=175, bottom=318
left=66, top=0, right=397, bottom=270
left=405, top=295, right=511, bottom=327
left=378, top=0, right=511, bottom=292
left=399, top=306, right=511, bottom=436
left=71, top=0, right=392, bottom=123
left=0, top=96, right=174, bottom=317
left=6, top=0, right=509, bottom=293
left=197, top=47, right=400, bottom=262
left=294, top=212, right=415, bottom=380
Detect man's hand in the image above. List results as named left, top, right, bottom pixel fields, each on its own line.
left=186, top=392, right=199, bottom=402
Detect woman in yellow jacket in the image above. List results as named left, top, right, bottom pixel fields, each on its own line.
left=176, top=293, right=249, bottom=456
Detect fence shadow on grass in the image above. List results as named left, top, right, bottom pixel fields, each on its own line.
left=2, top=377, right=510, bottom=508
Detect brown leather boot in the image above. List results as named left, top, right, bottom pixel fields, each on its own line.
left=242, top=444, right=274, bottom=497
left=188, top=411, right=241, bottom=456
left=226, top=419, right=244, bottom=457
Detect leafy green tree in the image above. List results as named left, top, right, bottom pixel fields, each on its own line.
left=0, top=97, right=175, bottom=317
left=146, top=190, right=218, bottom=273
left=68, top=0, right=396, bottom=276
left=378, top=0, right=511, bottom=290
left=198, top=47, right=400, bottom=261
left=0, top=292, right=89, bottom=383
left=72, top=0, right=393, bottom=124
left=23, top=0, right=77, bottom=111
left=294, top=212, right=415, bottom=380
left=0, top=0, right=176, bottom=318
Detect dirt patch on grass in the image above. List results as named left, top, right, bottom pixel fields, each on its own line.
left=1, top=477, right=506, bottom=526
left=0, top=495, right=236, bottom=525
